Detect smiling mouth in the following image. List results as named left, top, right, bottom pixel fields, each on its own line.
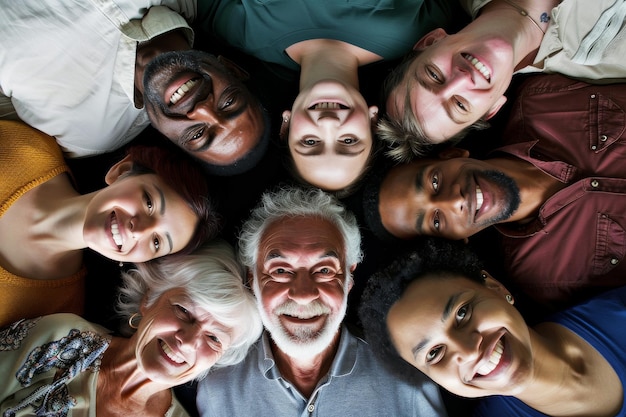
left=462, top=53, right=491, bottom=82
left=170, top=77, right=199, bottom=105
left=308, top=102, right=349, bottom=110
left=110, top=212, right=123, bottom=250
left=476, top=185, right=484, bottom=215
left=160, top=340, right=185, bottom=364
left=475, top=338, right=504, bottom=377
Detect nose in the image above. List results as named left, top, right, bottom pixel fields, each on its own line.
left=187, top=97, right=224, bottom=125
left=129, top=215, right=157, bottom=239
left=176, top=322, right=206, bottom=351
left=435, top=182, right=466, bottom=216
left=440, top=69, right=476, bottom=96
left=451, top=331, right=482, bottom=364
left=288, top=272, right=320, bottom=305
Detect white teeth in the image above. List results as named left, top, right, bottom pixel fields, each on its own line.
left=169, top=78, right=198, bottom=105
left=110, top=215, right=122, bottom=249
left=310, top=102, right=348, bottom=110
left=160, top=340, right=185, bottom=364
left=476, top=339, right=503, bottom=376
left=476, top=185, right=484, bottom=212
left=463, top=53, right=491, bottom=81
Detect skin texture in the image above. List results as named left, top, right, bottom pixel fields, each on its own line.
left=143, top=51, right=264, bottom=166
left=133, top=287, right=233, bottom=385
left=82, top=157, right=198, bottom=263
left=253, top=216, right=353, bottom=359
left=283, top=80, right=377, bottom=191
left=387, top=274, right=533, bottom=399
left=378, top=150, right=520, bottom=240
left=385, top=0, right=555, bottom=144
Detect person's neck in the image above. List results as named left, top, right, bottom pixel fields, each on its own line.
left=98, top=336, right=173, bottom=416
left=134, top=30, right=191, bottom=107
left=471, top=0, right=553, bottom=71
left=271, top=331, right=341, bottom=399
left=489, top=156, right=564, bottom=224
left=514, top=325, right=622, bottom=416
left=289, top=40, right=365, bottom=92
left=26, top=175, right=91, bottom=253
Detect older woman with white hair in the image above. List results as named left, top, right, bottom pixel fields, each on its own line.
left=0, top=239, right=262, bottom=416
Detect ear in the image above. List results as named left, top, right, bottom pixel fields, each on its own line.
left=481, top=271, right=510, bottom=296
left=437, top=147, right=470, bottom=160
left=280, top=110, right=291, bottom=141
left=105, top=154, right=134, bottom=185
left=484, top=96, right=508, bottom=120
left=369, top=105, right=379, bottom=123
left=413, top=28, right=448, bottom=51
left=217, top=55, right=250, bottom=81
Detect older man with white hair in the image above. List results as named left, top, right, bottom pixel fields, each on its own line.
left=195, top=185, right=447, bottom=416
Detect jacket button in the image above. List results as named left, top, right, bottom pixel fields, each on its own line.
left=591, top=180, right=599, bottom=187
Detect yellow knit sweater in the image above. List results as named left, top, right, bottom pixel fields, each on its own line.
left=0, top=121, right=85, bottom=327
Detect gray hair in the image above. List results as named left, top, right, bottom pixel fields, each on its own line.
left=238, top=186, right=363, bottom=272
left=116, top=239, right=263, bottom=373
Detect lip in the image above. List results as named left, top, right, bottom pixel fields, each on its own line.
left=308, top=100, right=351, bottom=110
left=461, top=53, right=492, bottom=83
left=164, top=73, right=203, bottom=110
left=472, top=175, right=491, bottom=223
left=468, top=333, right=510, bottom=383
left=107, top=211, right=123, bottom=252
left=159, top=339, right=187, bottom=366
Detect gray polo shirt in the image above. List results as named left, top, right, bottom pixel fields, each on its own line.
left=197, top=325, right=447, bottom=417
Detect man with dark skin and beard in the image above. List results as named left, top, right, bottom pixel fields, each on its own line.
left=368, top=73, right=626, bottom=310
left=1, top=0, right=267, bottom=175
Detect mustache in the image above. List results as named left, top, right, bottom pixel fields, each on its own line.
left=274, top=300, right=331, bottom=319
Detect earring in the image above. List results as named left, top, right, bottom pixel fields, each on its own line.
left=282, top=116, right=289, bottom=123
left=128, top=312, right=141, bottom=329
left=119, top=261, right=124, bottom=268
left=505, top=294, right=514, bottom=304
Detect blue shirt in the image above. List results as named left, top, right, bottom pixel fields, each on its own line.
left=197, top=325, right=447, bottom=416
left=473, top=286, right=626, bottom=416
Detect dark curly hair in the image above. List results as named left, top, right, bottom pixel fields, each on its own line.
left=358, top=238, right=484, bottom=376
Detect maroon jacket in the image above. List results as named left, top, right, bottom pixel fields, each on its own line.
left=493, top=73, right=626, bottom=308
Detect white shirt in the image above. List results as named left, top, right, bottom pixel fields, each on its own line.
left=460, top=0, right=626, bottom=83
left=0, top=0, right=196, bottom=157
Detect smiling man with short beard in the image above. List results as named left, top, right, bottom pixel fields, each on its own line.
left=369, top=73, right=626, bottom=310
left=195, top=186, right=448, bottom=417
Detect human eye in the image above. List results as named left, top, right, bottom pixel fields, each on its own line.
left=453, top=96, right=468, bottom=113
left=426, top=65, right=443, bottom=84
left=174, top=304, right=192, bottom=320
left=219, top=87, right=242, bottom=112
left=152, top=234, right=161, bottom=252
left=426, top=346, right=444, bottom=363
left=341, top=137, right=358, bottom=145
left=433, top=209, right=441, bottom=232
left=270, top=267, right=292, bottom=280
left=142, top=191, right=153, bottom=213
left=431, top=172, right=440, bottom=192
left=455, top=303, right=471, bottom=323
left=300, top=138, right=319, bottom=147
left=182, top=126, right=208, bottom=151
left=191, top=126, right=205, bottom=140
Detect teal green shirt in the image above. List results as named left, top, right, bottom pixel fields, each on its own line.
left=197, top=0, right=466, bottom=71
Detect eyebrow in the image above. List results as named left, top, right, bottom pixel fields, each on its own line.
left=411, top=292, right=462, bottom=360
left=155, top=184, right=174, bottom=254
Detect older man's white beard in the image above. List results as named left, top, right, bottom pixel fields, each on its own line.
left=253, top=278, right=349, bottom=359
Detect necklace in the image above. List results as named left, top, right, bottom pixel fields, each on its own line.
left=501, top=0, right=546, bottom=34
